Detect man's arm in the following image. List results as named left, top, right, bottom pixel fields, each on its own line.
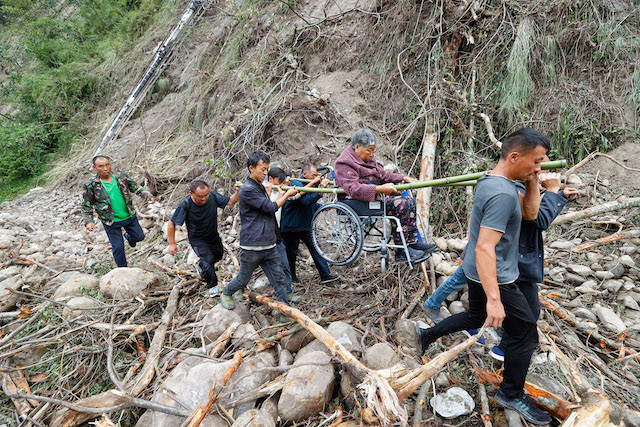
left=227, top=181, right=242, bottom=207
left=167, top=220, right=178, bottom=255
left=275, top=188, right=299, bottom=208
left=81, top=184, right=96, bottom=230
left=520, top=175, right=541, bottom=221
left=123, top=172, right=155, bottom=203
left=475, top=227, right=506, bottom=327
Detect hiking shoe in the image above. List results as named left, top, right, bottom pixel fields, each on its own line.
left=409, top=241, right=438, bottom=254
left=193, top=258, right=205, bottom=277
left=462, top=329, right=486, bottom=345
left=422, top=303, right=444, bottom=324
left=207, top=286, right=220, bottom=297
left=124, top=233, right=137, bottom=248
left=289, top=294, right=301, bottom=303
left=320, top=274, right=339, bottom=284
left=232, top=290, right=244, bottom=301
left=494, top=390, right=552, bottom=425
left=220, top=293, right=235, bottom=310
left=416, top=323, right=435, bottom=355
left=395, top=247, right=429, bottom=264
left=489, top=345, right=505, bottom=362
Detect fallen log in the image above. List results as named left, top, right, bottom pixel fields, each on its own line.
left=552, top=198, right=640, bottom=226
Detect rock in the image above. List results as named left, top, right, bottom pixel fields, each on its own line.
left=565, top=273, right=586, bottom=285
left=430, top=387, right=475, bottom=419
left=0, top=276, right=22, bottom=312
left=62, top=296, right=100, bottom=319
left=592, top=304, right=627, bottom=333
left=604, top=261, right=625, bottom=279
left=278, top=351, right=334, bottom=422
left=575, top=280, right=599, bottom=295
left=281, top=329, right=315, bottom=353
left=232, top=323, right=258, bottom=347
left=448, top=301, right=465, bottom=315
left=0, top=266, right=20, bottom=282
left=53, top=274, right=100, bottom=301
left=603, top=280, right=623, bottom=293
left=363, top=343, right=401, bottom=370
left=433, top=237, right=448, bottom=251
left=278, top=349, right=293, bottom=367
left=590, top=262, right=603, bottom=272
left=549, top=240, right=574, bottom=251
left=574, top=307, right=598, bottom=322
left=586, top=252, right=603, bottom=262
left=233, top=353, right=278, bottom=417
left=160, top=253, right=175, bottom=267
left=232, top=409, right=275, bottom=427
left=394, top=319, right=417, bottom=348
left=619, top=255, right=636, bottom=268
left=259, top=395, right=279, bottom=425
left=435, top=261, right=457, bottom=276
left=446, top=239, right=467, bottom=252
left=566, top=174, right=583, bottom=186
left=620, top=244, right=637, bottom=255
left=595, top=271, right=615, bottom=280
left=430, top=253, right=444, bottom=267
left=623, top=296, right=640, bottom=311
left=48, top=271, right=81, bottom=289
left=99, top=268, right=160, bottom=299
left=435, top=372, right=450, bottom=388
left=201, top=304, right=244, bottom=344
left=567, top=264, right=592, bottom=277
left=326, top=321, right=363, bottom=354
left=505, top=409, right=524, bottom=427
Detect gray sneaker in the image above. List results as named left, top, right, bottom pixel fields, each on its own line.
left=422, top=304, right=444, bottom=324
left=207, top=286, right=220, bottom=297
left=289, top=294, right=301, bottom=303
left=220, top=293, right=235, bottom=310
left=232, top=290, right=244, bottom=301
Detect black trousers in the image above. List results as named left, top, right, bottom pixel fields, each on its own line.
left=223, top=247, right=289, bottom=304
left=426, top=277, right=539, bottom=399
left=103, top=215, right=145, bottom=267
left=281, top=230, right=331, bottom=281
left=190, top=238, right=223, bottom=288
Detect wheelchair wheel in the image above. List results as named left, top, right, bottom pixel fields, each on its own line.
left=312, top=203, right=363, bottom=266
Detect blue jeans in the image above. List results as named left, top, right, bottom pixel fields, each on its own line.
left=103, top=215, right=145, bottom=267
left=424, top=265, right=466, bottom=308
left=276, top=242, right=293, bottom=295
left=223, top=247, right=289, bottom=304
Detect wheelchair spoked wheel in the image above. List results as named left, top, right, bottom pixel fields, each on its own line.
left=312, top=203, right=364, bottom=266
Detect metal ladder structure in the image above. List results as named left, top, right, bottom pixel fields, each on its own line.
left=93, top=0, right=212, bottom=157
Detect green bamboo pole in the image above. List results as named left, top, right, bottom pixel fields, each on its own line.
left=276, top=160, right=566, bottom=194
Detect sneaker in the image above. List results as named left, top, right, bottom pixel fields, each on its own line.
left=494, top=390, right=552, bottom=425
left=232, top=290, right=244, bottom=301
left=124, top=233, right=137, bottom=248
left=416, top=323, right=435, bottom=355
left=220, top=293, right=235, bottom=310
left=395, top=247, right=429, bottom=264
left=422, top=303, right=444, bottom=324
left=289, top=294, right=301, bottom=303
left=409, top=241, right=438, bottom=254
left=320, top=274, right=339, bottom=284
left=207, top=286, right=220, bottom=297
left=194, top=259, right=205, bottom=278
left=462, top=329, right=486, bottom=345
left=489, top=345, right=505, bottom=362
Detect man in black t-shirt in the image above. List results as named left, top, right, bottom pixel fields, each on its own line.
left=167, top=180, right=240, bottom=295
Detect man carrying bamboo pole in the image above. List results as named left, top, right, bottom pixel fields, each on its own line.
left=417, top=128, right=553, bottom=425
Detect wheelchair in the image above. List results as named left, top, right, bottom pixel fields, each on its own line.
left=310, top=169, right=429, bottom=272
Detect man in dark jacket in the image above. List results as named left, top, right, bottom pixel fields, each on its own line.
left=166, top=180, right=240, bottom=296
left=281, top=163, right=338, bottom=284
left=81, top=156, right=155, bottom=267
left=220, top=151, right=298, bottom=310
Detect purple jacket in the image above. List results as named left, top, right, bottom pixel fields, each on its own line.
left=334, top=146, right=404, bottom=201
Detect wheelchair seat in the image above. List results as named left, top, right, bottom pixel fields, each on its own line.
left=337, top=199, right=384, bottom=217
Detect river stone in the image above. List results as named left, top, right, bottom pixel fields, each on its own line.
left=590, top=262, right=603, bottom=272
left=433, top=237, right=448, bottom=251
left=549, top=240, right=574, bottom=251
left=296, top=339, right=331, bottom=360
left=281, top=329, right=315, bottom=353
left=565, top=272, right=586, bottom=285
left=232, top=323, right=258, bottom=347
left=566, top=174, right=583, bottom=186
left=363, top=342, right=401, bottom=370
left=592, top=304, right=627, bottom=333
left=232, top=409, right=275, bottom=427
left=62, top=296, right=100, bottom=319
left=0, top=266, right=21, bottom=282
left=326, top=321, right=363, bottom=354
left=620, top=244, right=637, bottom=255
left=201, top=304, right=244, bottom=344
left=575, top=280, right=599, bottom=295
left=233, top=353, right=278, bottom=417
left=430, top=387, right=475, bottom=419
left=53, top=274, right=100, bottom=301
left=394, top=319, right=418, bottom=348
left=259, top=395, right=279, bottom=425
left=619, top=255, right=636, bottom=268
left=623, top=296, right=640, bottom=311
left=278, top=351, right=335, bottom=422
left=446, top=239, right=467, bottom=252
left=0, top=276, right=22, bottom=312
left=278, top=349, right=293, bottom=367
left=448, top=300, right=465, bottom=315
left=99, top=267, right=160, bottom=299
left=430, top=253, right=444, bottom=267
left=436, top=261, right=457, bottom=276
left=574, top=307, right=598, bottom=322
left=567, top=264, right=592, bottom=277
left=604, top=261, right=625, bottom=279
left=48, top=271, right=81, bottom=289
left=603, top=280, right=623, bottom=293
left=435, top=372, right=450, bottom=388
left=595, top=271, right=615, bottom=280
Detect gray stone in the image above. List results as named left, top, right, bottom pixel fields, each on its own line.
left=201, top=304, right=243, bottom=344
left=566, top=174, right=583, bottom=186
left=363, top=342, right=401, bottom=370
left=448, top=301, right=465, bottom=315
left=586, top=252, right=603, bottom=262
left=549, top=240, right=574, bottom=251
left=604, top=261, right=625, bottom=279
left=326, top=321, right=363, bottom=354
left=567, top=264, right=592, bottom=277
left=232, top=409, right=275, bottom=427
left=430, top=387, right=475, bottom=419
left=394, top=319, right=417, bottom=348
left=435, top=372, right=450, bottom=388
left=446, top=239, right=467, bottom=252
left=232, top=323, right=258, bottom=347
left=623, top=296, right=640, bottom=311
left=48, top=271, right=81, bottom=289
left=53, top=274, right=100, bottom=301
left=592, top=304, right=627, bottom=333
left=574, top=307, right=597, bottom=322
left=431, top=253, right=444, bottom=267
left=590, top=262, right=603, bottom=272
left=435, top=261, right=457, bottom=276
left=0, top=266, right=20, bottom=282
left=259, top=396, right=279, bottom=425
left=296, top=339, right=331, bottom=360
left=575, top=280, right=599, bottom=295
left=620, top=245, right=637, bottom=255
left=595, top=271, right=615, bottom=280
left=233, top=353, right=278, bottom=417
left=565, top=273, right=586, bottom=285
left=281, top=329, right=315, bottom=353
left=603, top=280, right=623, bottom=293
left=278, top=351, right=335, bottom=422
left=0, top=276, right=22, bottom=312
left=433, top=237, right=448, bottom=251
left=62, top=296, right=101, bottom=319
left=619, top=255, right=636, bottom=268
left=99, top=267, right=160, bottom=299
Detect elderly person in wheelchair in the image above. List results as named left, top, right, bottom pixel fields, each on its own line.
left=333, top=128, right=437, bottom=264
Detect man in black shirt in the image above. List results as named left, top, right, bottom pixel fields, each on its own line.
left=167, top=180, right=240, bottom=295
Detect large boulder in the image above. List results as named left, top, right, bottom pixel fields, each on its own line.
left=394, top=319, right=417, bottom=349
left=326, top=321, right=363, bottom=354
left=231, top=353, right=278, bottom=417
left=363, top=342, right=401, bottom=370
left=201, top=304, right=249, bottom=344
left=278, top=351, right=335, bottom=422
left=54, top=274, right=100, bottom=301
left=296, top=339, right=331, bottom=360
left=99, top=268, right=160, bottom=300
left=592, top=304, right=627, bottom=333
left=281, top=329, right=315, bottom=353
left=0, top=276, right=22, bottom=312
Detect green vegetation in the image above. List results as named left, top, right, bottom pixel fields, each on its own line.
left=0, top=0, right=167, bottom=202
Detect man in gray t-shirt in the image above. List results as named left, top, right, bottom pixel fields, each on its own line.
left=417, top=128, right=554, bottom=426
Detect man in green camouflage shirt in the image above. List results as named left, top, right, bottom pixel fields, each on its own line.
left=81, top=156, right=156, bottom=267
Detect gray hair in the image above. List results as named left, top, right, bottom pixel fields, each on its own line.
left=350, top=128, right=377, bottom=149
